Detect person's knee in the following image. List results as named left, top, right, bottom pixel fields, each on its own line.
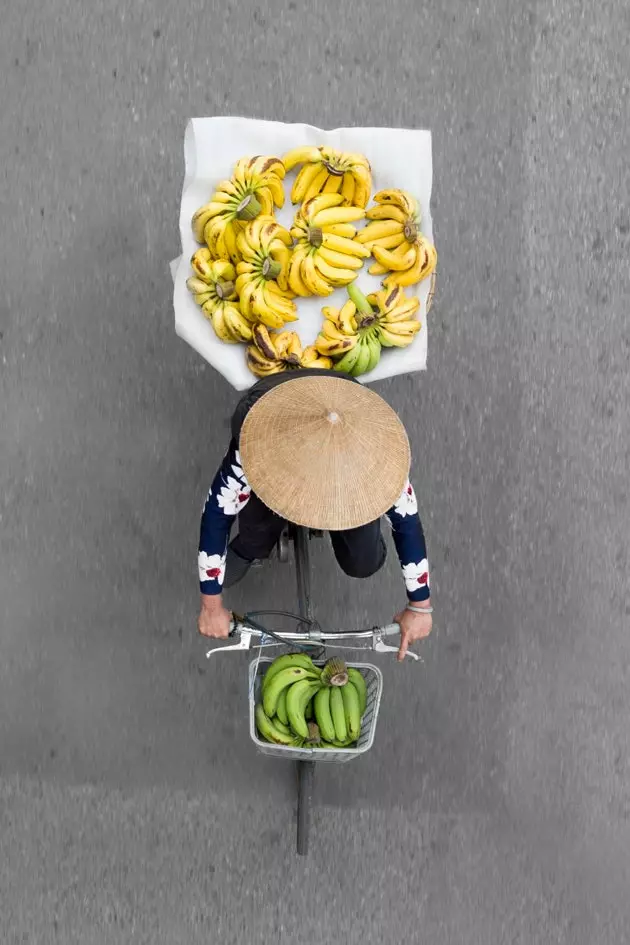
left=336, top=537, right=387, bottom=579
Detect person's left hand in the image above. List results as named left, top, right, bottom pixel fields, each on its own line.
left=394, top=603, right=432, bottom=662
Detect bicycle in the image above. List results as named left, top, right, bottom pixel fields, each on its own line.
left=205, top=524, right=419, bottom=855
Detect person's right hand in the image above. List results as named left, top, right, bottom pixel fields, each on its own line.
left=197, top=594, right=232, bottom=639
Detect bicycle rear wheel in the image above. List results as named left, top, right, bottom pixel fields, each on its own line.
left=293, top=525, right=315, bottom=855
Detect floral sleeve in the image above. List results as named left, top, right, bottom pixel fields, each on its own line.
left=386, top=480, right=430, bottom=603
left=198, top=439, right=251, bottom=595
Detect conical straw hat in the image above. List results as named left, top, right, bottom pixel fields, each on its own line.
left=239, top=376, right=410, bottom=531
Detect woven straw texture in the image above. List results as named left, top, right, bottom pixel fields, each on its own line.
left=239, top=376, right=410, bottom=530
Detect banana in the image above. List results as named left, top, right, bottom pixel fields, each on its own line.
left=321, top=233, right=370, bottom=258
left=337, top=300, right=358, bottom=333
left=276, top=688, right=289, bottom=726
left=372, top=189, right=418, bottom=216
left=329, top=687, right=347, bottom=742
left=366, top=232, right=406, bottom=251
left=347, top=668, right=367, bottom=716
left=334, top=343, right=362, bottom=375
left=378, top=319, right=421, bottom=336
left=368, top=261, right=389, bottom=275
left=262, top=666, right=321, bottom=718
left=341, top=682, right=361, bottom=741
left=355, top=219, right=404, bottom=243
left=372, top=244, right=418, bottom=272
left=325, top=223, right=357, bottom=238
left=291, top=162, right=324, bottom=203
left=365, top=334, right=381, bottom=373
left=262, top=174, right=285, bottom=208
left=366, top=204, right=408, bottom=223
left=379, top=325, right=419, bottom=348
left=282, top=145, right=322, bottom=171
left=262, top=653, right=318, bottom=688
left=351, top=338, right=372, bottom=376
left=317, top=247, right=363, bottom=270
left=191, top=202, right=229, bottom=242
left=311, top=207, right=365, bottom=227
left=255, top=704, right=299, bottom=746
left=223, top=307, right=253, bottom=342
left=303, top=165, right=328, bottom=201
left=288, top=248, right=312, bottom=297
left=384, top=239, right=437, bottom=287
left=302, top=254, right=334, bottom=296
left=286, top=679, right=323, bottom=739
left=322, top=174, right=343, bottom=194
left=273, top=717, right=291, bottom=736
left=313, top=256, right=357, bottom=286
left=313, top=687, right=336, bottom=743
left=340, top=172, right=355, bottom=205
left=301, top=192, right=345, bottom=218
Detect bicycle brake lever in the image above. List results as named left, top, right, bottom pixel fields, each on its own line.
left=205, top=630, right=252, bottom=660
left=373, top=633, right=420, bottom=661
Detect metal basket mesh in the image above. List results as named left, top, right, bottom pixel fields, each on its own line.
left=249, top=657, right=383, bottom=763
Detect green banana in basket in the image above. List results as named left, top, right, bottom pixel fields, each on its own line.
left=261, top=653, right=318, bottom=693
left=262, top=666, right=320, bottom=718
left=286, top=679, right=323, bottom=739
left=276, top=688, right=289, bottom=726
left=329, top=686, right=347, bottom=742
left=341, top=681, right=362, bottom=741
left=255, top=704, right=300, bottom=746
left=347, top=668, right=367, bottom=716
left=313, top=686, right=337, bottom=743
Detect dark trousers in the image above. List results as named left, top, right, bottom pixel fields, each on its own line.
left=231, top=492, right=387, bottom=579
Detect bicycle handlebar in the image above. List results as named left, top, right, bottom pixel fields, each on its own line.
left=205, top=620, right=420, bottom=661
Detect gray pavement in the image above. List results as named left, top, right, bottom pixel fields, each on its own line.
left=2, top=0, right=630, bottom=941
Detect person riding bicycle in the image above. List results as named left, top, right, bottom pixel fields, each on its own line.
left=197, top=371, right=432, bottom=660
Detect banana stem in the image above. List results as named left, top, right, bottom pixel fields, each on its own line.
left=262, top=258, right=282, bottom=280
left=235, top=194, right=262, bottom=221
left=215, top=280, right=234, bottom=299
left=347, top=284, right=374, bottom=320
left=307, top=226, right=323, bottom=248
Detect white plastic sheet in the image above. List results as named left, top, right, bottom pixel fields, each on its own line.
left=172, top=117, right=433, bottom=391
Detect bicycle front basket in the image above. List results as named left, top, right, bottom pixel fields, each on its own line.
left=248, top=657, right=383, bottom=764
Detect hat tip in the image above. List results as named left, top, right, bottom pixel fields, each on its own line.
left=326, top=411, right=341, bottom=425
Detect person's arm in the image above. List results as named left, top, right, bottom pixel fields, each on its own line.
left=197, top=440, right=251, bottom=638
left=386, top=478, right=432, bottom=660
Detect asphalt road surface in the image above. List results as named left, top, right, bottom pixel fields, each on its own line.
left=2, top=0, right=630, bottom=942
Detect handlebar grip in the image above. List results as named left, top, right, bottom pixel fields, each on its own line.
left=381, top=623, right=401, bottom=637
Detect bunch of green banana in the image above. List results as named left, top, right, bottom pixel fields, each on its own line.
left=356, top=189, right=437, bottom=287
left=246, top=324, right=332, bottom=378
left=314, top=284, right=382, bottom=376
left=283, top=146, right=372, bottom=208
left=255, top=654, right=368, bottom=749
left=312, top=661, right=367, bottom=746
left=191, top=155, right=285, bottom=263
left=288, top=194, right=368, bottom=297
left=186, top=249, right=253, bottom=343
left=233, top=216, right=298, bottom=329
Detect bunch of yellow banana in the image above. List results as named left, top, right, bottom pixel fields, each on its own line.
left=247, top=325, right=332, bottom=378
left=191, top=155, right=285, bottom=263
left=366, top=283, right=422, bottom=348
left=288, top=194, right=368, bottom=297
left=186, top=249, right=253, bottom=343
left=283, top=146, right=372, bottom=207
left=356, top=189, right=437, bottom=287
left=234, top=216, right=297, bottom=329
